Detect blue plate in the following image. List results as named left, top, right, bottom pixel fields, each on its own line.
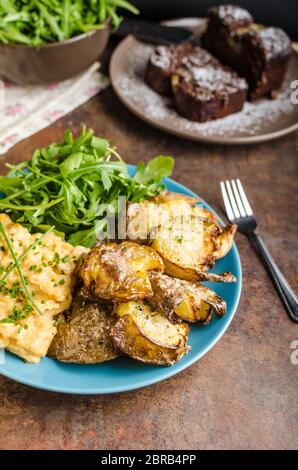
left=0, top=166, right=242, bottom=394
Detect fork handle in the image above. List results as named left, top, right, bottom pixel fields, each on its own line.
left=250, top=233, right=298, bottom=323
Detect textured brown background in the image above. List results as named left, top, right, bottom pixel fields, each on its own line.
left=0, top=58, right=298, bottom=450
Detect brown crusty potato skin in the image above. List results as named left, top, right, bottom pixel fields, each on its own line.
left=111, top=301, right=190, bottom=366
left=214, top=224, right=237, bottom=259
left=111, top=315, right=188, bottom=366
left=148, top=272, right=226, bottom=323
left=161, top=258, right=236, bottom=283
left=48, top=292, right=120, bottom=364
left=79, top=241, right=164, bottom=302
left=150, top=192, right=200, bottom=205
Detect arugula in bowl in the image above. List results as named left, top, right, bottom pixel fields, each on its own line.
left=0, top=127, right=174, bottom=247
left=0, top=0, right=138, bottom=46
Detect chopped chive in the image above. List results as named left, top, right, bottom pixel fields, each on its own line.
left=0, top=226, right=54, bottom=284
left=53, top=252, right=60, bottom=264
left=0, top=223, right=43, bottom=316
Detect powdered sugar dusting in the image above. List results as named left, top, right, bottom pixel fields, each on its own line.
left=257, top=27, right=292, bottom=60
left=114, top=41, right=297, bottom=139
left=190, top=65, right=247, bottom=93
left=151, top=45, right=173, bottom=69
left=213, top=5, right=253, bottom=26
left=178, top=47, right=247, bottom=95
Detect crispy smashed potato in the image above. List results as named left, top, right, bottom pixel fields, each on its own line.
left=149, top=272, right=226, bottom=323
left=127, top=194, right=236, bottom=282
left=127, top=193, right=214, bottom=239
left=111, top=301, right=190, bottom=366
left=48, top=291, right=120, bottom=363
left=79, top=241, right=164, bottom=302
left=151, top=214, right=215, bottom=281
left=151, top=192, right=200, bottom=205
left=214, top=224, right=237, bottom=259
left=127, top=201, right=164, bottom=242
left=151, top=213, right=236, bottom=282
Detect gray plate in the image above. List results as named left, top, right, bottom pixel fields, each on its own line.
left=110, top=18, right=298, bottom=145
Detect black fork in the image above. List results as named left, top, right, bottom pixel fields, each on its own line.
left=221, top=178, right=298, bottom=323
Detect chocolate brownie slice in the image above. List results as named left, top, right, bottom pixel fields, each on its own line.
left=201, top=4, right=292, bottom=99
left=203, top=4, right=253, bottom=33
left=145, top=43, right=195, bottom=95
left=172, top=46, right=247, bottom=122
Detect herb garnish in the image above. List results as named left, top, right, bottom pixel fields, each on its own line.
left=0, top=306, right=26, bottom=324
left=0, top=127, right=174, bottom=248
left=0, top=222, right=43, bottom=316
left=0, top=226, right=54, bottom=284
left=175, top=235, right=183, bottom=243
left=53, top=253, right=60, bottom=264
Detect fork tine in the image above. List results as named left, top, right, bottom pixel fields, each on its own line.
left=231, top=179, right=246, bottom=217
left=236, top=179, right=253, bottom=216
left=220, top=181, right=235, bottom=221
left=226, top=180, right=241, bottom=219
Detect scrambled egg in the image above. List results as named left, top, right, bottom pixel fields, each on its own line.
left=0, top=214, right=89, bottom=363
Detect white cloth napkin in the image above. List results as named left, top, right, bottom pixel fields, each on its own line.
left=0, top=62, right=109, bottom=155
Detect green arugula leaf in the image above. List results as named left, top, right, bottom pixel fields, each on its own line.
left=60, top=152, right=83, bottom=177
left=67, top=226, right=97, bottom=248
left=134, top=156, right=174, bottom=185
left=91, top=136, right=109, bottom=156
left=0, top=127, right=174, bottom=247
left=0, top=0, right=139, bottom=46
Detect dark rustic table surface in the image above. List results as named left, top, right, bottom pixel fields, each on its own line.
left=0, top=45, right=298, bottom=450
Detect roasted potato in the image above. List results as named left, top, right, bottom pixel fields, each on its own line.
left=127, top=195, right=201, bottom=242
left=127, top=194, right=236, bottom=281
left=48, top=292, right=120, bottom=363
left=151, top=213, right=235, bottom=282
left=79, top=241, right=164, bottom=301
left=127, top=193, right=217, bottom=240
left=126, top=200, right=164, bottom=242
left=149, top=272, right=226, bottom=323
left=151, top=192, right=200, bottom=205
left=151, top=213, right=201, bottom=280
left=214, top=224, right=237, bottom=259
left=111, top=301, right=190, bottom=366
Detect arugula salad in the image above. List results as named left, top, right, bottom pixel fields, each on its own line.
left=0, top=0, right=138, bottom=46
left=0, top=127, right=174, bottom=247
